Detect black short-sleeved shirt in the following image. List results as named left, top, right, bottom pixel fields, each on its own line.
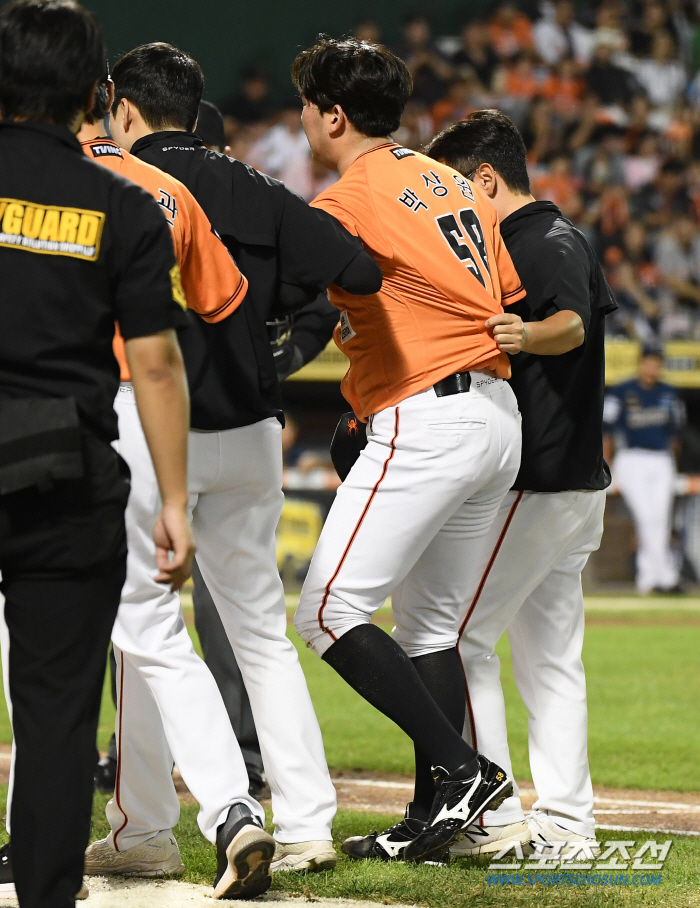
left=131, top=131, right=364, bottom=430
left=500, top=201, right=618, bottom=492
left=0, top=121, right=187, bottom=442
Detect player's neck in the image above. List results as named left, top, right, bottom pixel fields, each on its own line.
left=337, top=135, right=392, bottom=177
left=493, top=190, right=536, bottom=222
left=77, top=121, right=107, bottom=143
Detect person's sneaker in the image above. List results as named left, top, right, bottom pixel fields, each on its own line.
left=449, top=820, right=532, bottom=857
left=271, top=840, right=337, bottom=872
left=213, top=803, right=275, bottom=899
left=404, top=755, right=512, bottom=863
left=0, top=842, right=89, bottom=897
left=526, top=812, right=600, bottom=861
left=94, top=755, right=118, bottom=794
left=84, top=830, right=185, bottom=877
left=342, top=804, right=427, bottom=862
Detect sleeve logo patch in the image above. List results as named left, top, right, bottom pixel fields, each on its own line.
left=391, top=147, right=415, bottom=160
left=339, top=310, right=357, bottom=344
left=170, top=264, right=187, bottom=310
left=0, top=198, right=105, bottom=261
left=90, top=143, right=123, bottom=159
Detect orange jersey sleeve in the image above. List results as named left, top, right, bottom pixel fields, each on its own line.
left=83, top=138, right=247, bottom=380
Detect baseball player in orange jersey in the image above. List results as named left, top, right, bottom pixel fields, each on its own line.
left=75, top=84, right=277, bottom=897
left=292, top=38, right=524, bottom=863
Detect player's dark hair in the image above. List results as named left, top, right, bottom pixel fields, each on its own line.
left=426, top=109, right=531, bottom=195
left=292, top=35, right=412, bottom=138
left=111, top=42, right=204, bottom=132
left=0, top=0, right=105, bottom=126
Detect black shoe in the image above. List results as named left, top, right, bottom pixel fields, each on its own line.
left=0, top=843, right=14, bottom=894
left=404, top=755, right=512, bottom=863
left=248, top=775, right=271, bottom=802
left=342, top=804, right=427, bottom=862
left=94, top=756, right=117, bottom=794
left=652, top=585, right=684, bottom=595
left=213, top=803, right=275, bottom=900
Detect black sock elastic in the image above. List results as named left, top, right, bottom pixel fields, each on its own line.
left=410, top=649, right=468, bottom=818
left=322, top=625, right=476, bottom=783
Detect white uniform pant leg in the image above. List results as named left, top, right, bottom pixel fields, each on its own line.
left=297, top=379, right=521, bottom=662
left=508, top=491, right=605, bottom=838
left=613, top=449, right=677, bottom=593
left=107, top=391, right=259, bottom=850
left=189, top=419, right=336, bottom=844
left=0, top=594, right=14, bottom=835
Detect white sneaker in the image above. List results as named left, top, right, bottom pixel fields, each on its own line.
left=526, top=812, right=599, bottom=860
left=271, top=840, right=337, bottom=872
left=84, top=830, right=185, bottom=877
left=449, top=821, right=532, bottom=857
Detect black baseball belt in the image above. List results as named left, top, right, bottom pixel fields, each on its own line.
left=433, top=371, right=472, bottom=397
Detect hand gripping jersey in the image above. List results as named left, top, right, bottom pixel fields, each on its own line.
left=82, top=138, right=247, bottom=380
left=311, top=143, right=525, bottom=420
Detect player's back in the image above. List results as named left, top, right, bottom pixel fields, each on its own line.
left=312, top=143, right=524, bottom=420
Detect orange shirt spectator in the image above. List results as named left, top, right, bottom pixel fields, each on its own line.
left=503, top=56, right=541, bottom=100
left=532, top=158, right=580, bottom=208
left=488, top=2, right=533, bottom=59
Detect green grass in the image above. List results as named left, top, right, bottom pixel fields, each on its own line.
left=79, top=792, right=700, bottom=907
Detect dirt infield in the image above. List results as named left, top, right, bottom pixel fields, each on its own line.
left=329, top=772, right=700, bottom=835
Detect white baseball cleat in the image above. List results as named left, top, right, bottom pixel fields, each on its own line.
left=449, top=820, right=532, bottom=857
left=526, top=811, right=600, bottom=860
left=271, top=840, right=337, bottom=872
left=84, top=830, right=185, bottom=877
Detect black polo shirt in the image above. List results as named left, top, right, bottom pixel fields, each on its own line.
left=0, top=121, right=187, bottom=443
left=501, top=201, right=617, bottom=491
left=131, top=131, right=363, bottom=430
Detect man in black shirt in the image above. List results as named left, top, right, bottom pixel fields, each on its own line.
left=393, top=112, right=615, bottom=859
left=82, top=42, right=380, bottom=879
left=0, top=2, right=194, bottom=905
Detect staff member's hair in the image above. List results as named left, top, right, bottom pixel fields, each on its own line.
left=426, top=110, right=531, bottom=195
left=111, top=42, right=204, bottom=132
left=0, top=0, right=104, bottom=125
left=291, top=35, right=412, bottom=137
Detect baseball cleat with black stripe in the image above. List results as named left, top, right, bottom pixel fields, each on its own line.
left=342, top=804, right=427, bottom=862
left=404, top=755, right=513, bottom=863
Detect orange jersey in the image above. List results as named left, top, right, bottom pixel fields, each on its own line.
left=82, top=138, right=247, bottom=380
left=311, top=143, right=525, bottom=420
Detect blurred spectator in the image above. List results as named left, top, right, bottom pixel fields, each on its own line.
left=633, top=31, right=687, bottom=110
left=623, top=131, right=661, bottom=191
left=352, top=17, right=382, bottom=44
left=628, top=2, right=672, bottom=58
left=219, top=63, right=273, bottom=144
left=431, top=73, right=481, bottom=132
left=586, top=36, right=639, bottom=108
left=247, top=98, right=308, bottom=182
left=451, top=19, right=500, bottom=89
left=391, top=13, right=453, bottom=106
left=392, top=98, right=435, bottom=149
left=655, top=214, right=700, bottom=335
left=533, top=0, right=594, bottom=68
left=282, top=414, right=341, bottom=491
left=532, top=153, right=580, bottom=207
left=630, top=159, right=692, bottom=228
left=488, top=1, right=533, bottom=60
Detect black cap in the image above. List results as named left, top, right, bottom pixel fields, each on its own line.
left=641, top=342, right=664, bottom=359
left=196, top=100, right=226, bottom=150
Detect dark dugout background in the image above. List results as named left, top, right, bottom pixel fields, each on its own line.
left=84, top=0, right=491, bottom=105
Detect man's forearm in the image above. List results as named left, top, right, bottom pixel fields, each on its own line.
left=522, top=310, right=585, bottom=355
left=126, top=330, right=190, bottom=506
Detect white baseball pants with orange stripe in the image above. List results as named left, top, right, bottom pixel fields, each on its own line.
left=295, top=378, right=522, bottom=660
left=394, top=488, right=606, bottom=839
left=108, top=388, right=335, bottom=850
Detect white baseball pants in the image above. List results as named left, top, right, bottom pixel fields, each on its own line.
left=295, top=378, right=522, bottom=657
left=108, top=387, right=261, bottom=849
left=394, top=488, right=606, bottom=839
left=612, top=449, right=677, bottom=593
left=110, top=389, right=335, bottom=848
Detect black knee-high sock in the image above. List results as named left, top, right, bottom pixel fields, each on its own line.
left=410, top=649, right=468, bottom=820
left=322, top=625, right=477, bottom=783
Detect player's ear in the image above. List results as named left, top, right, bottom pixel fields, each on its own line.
left=478, top=163, right=498, bottom=199
left=327, top=104, right=346, bottom=137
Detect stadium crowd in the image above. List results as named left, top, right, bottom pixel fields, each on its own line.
left=220, top=0, right=700, bottom=344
